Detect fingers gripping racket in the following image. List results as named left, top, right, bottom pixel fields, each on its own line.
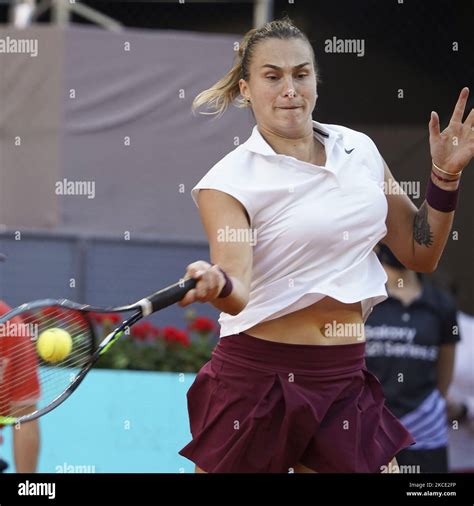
left=0, top=277, right=197, bottom=425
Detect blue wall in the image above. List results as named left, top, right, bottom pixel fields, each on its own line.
left=1, top=369, right=197, bottom=473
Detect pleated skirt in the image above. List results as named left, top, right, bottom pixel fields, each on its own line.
left=179, top=332, right=415, bottom=473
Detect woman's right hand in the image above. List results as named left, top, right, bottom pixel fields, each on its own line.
left=178, top=261, right=226, bottom=307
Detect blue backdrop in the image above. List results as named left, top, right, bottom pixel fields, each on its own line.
left=1, top=369, right=197, bottom=473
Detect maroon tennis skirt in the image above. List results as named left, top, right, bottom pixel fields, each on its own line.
left=179, top=332, right=415, bottom=473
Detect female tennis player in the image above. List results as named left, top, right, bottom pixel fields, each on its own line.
left=178, top=17, right=473, bottom=473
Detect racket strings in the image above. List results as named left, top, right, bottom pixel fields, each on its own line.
left=1, top=347, right=91, bottom=399
left=3, top=309, right=91, bottom=354
left=0, top=306, right=99, bottom=420
left=3, top=346, right=95, bottom=402
left=3, top=315, right=94, bottom=366
left=0, top=326, right=93, bottom=382
left=1, top=321, right=93, bottom=389
left=0, top=350, right=90, bottom=402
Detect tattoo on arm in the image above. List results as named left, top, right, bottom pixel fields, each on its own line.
left=413, top=202, right=434, bottom=247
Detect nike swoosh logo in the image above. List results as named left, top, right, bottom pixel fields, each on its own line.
left=345, top=148, right=355, bottom=154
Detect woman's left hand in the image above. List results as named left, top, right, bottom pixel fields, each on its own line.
left=429, top=87, right=474, bottom=174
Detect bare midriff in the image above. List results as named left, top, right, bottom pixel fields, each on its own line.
left=244, top=296, right=366, bottom=345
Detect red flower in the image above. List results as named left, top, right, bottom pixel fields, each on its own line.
left=162, top=326, right=180, bottom=341
left=162, top=326, right=190, bottom=347
left=102, top=313, right=121, bottom=325
left=140, top=321, right=154, bottom=333
left=88, top=312, right=105, bottom=324
left=187, top=316, right=216, bottom=333
left=135, top=323, right=147, bottom=335
left=176, top=330, right=191, bottom=347
left=131, top=322, right=148, bottom=341
left=131, top=321, right=161, bottom=342
left=150, top=326, right=161, bottom=338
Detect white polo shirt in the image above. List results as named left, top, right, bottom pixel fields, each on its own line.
left=191, top=119, right=389, bottom=338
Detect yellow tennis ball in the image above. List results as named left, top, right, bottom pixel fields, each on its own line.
left=37, top=328, right=72, bottom=363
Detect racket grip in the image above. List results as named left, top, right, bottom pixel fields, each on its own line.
left=143, top=277, right=198, bottom=315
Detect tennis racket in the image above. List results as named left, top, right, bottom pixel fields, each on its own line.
left=0, top=277, right=197, bottom=425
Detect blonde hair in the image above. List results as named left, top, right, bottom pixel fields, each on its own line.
left=192, top=15, right=319, bottom=120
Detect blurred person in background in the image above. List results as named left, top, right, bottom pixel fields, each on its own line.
left=365, top=244, right=461, bottom=472
left=0, top=299, right=41, bottom=472
left=447, top=310, right=474, bottom=472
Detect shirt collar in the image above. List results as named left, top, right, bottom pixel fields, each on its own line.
left=242, top=120, right=342, bottom=157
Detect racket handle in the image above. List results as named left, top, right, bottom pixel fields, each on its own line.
left=141, top=277, right=197, bottom=315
